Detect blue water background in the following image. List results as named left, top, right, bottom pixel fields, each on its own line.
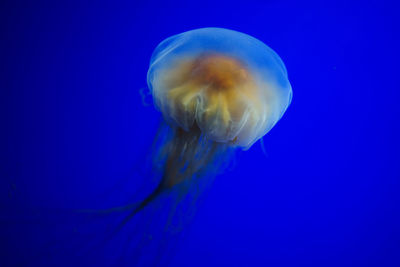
left=1, top=0, right=400, bottom=266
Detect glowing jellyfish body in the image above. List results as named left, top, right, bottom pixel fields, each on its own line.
left=148, top=27, right=292, bottom=149
left=124, top=28, right=292, bottom=224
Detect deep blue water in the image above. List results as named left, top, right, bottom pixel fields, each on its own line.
left=1, top=0, right=400, bottom=266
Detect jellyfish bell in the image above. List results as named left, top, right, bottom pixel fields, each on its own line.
left=148, top=27, right=292, bottom=150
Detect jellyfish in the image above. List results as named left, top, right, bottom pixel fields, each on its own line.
left=119, top=27, right=292, bottom=229
left=2, top=28, right=292, bottom=266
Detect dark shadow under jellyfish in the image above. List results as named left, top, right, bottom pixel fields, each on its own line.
left=121, top=27, right=293, bottom=231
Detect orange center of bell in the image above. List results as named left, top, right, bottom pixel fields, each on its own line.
left=191, top=54, right=249, bottom=90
